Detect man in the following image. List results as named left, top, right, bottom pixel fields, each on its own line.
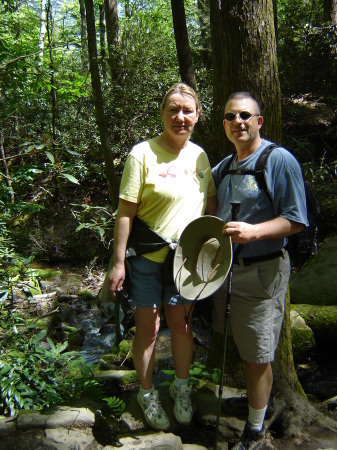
left=212, top=92, right=308, bottom=449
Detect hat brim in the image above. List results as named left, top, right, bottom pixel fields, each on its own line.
left=174, top=216, right=232, bottom=300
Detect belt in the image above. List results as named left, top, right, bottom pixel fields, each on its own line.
left=233, top=250, right=284, bottom=266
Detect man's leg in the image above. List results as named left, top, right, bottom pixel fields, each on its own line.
left=245, top=361, right=273, bottom=410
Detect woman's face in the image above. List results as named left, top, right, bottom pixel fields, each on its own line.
left=161, top=93, right=200, bottom=140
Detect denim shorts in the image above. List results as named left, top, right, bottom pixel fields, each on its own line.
left=128, top=255, right=193, bottom=308
left=212, top=250, right=291, bottom=363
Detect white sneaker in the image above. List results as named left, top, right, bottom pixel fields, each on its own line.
left=137, top=389, right=170, bottom=431
left=169, top=383, right=193, bottom=425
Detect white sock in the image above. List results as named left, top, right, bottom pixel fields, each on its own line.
left=174, top=376, right=189, bottom=388
left=139, top=386, right=154, bottom=397
left=248, top=404, right=267, bottom=431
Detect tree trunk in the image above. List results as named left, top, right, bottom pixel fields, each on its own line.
left=84, top=0, right=119, bottom=210
left=324, top=0, right=337, bottom=24
left=46, top=0, right=57, bottom=154
left=104, top=0, right=120, bottom=82
left=209, top=0, right=226, bottom=161
left=197, top=0, right=212, bottom=70
left=0, top=132, right=14, bottom=204
left=170, top=0, right=197, bottom=91
left=38, top=0, right=47, bottom=66
left=99, top=4, right=107, bottom=81
left=79, top=0, right=87, bottom=61
left=210, top=0, right=281, bottom=157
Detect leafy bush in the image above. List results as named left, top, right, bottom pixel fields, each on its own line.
left=0, top=308, right=99, bottom=416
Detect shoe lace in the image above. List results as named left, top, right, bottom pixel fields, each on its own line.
left=146, top=398, right=165, bottom=418
left=176, top=390, right=192, bottom=411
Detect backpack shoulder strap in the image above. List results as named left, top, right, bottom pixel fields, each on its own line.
left=253, top=144, right=278, bottom=202
left=217, top=153, right=236, bottom=187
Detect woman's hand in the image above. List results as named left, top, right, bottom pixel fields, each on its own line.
left=108, top=263, right=126, bottom=297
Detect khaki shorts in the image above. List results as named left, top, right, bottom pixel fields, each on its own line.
left=212, top=251, right=290, bottom=364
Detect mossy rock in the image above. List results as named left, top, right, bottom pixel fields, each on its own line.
left=291, top=327, right=315, bottom=360
left=119, top=370, right=138, bottom=385
left=289, top=235, right=337, bottom=305
left=100, top=339, right=134, bottom=368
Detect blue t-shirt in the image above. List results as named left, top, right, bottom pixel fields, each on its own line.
left=212, top=139, right=309, bottom=258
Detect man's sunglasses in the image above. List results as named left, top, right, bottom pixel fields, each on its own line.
left=224, top=111, right=260, bottom=122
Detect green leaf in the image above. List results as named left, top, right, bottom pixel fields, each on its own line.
left=33, top=330, right=47, bottom=343
left=61, top=173, right=79, bottom=184
left=66, top=149, right=81, bottom=156
left=45, top=151, right=55, bottom=164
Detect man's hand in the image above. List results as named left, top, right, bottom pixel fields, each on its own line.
left=222, top=217, right=306, bottom=243
left=222, top=221, right=256, bottom=244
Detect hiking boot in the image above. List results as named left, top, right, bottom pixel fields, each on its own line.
left=137, top=389, right=170, bottom=431
left=169, top=383, right=193, bottom=425
left=222, top=393, right=275, bottom=419
left=232, top=421, right=266, bottom=450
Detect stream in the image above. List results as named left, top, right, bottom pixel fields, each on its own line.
left=30, top=261, right=337, bottom=403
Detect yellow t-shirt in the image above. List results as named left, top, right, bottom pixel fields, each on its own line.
left=120, top=139, right=217, bottom=262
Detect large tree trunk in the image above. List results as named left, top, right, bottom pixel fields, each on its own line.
left=210, top=0, right=281, bottom=157
left=84, top=0, right=119, bottom=210
left=170, top=0, right=197, bottom=91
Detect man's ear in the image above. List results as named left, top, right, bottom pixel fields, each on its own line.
left=257, top=115, right=263, bottom=129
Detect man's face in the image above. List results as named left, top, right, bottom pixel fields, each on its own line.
left=223, top=98, right=263, bottom=148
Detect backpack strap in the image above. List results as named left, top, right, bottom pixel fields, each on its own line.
left=217, top=143, right=278, bottom=203
left=253, top=143, right=278, bottom=203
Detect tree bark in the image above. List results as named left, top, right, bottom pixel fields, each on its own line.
left=99, top=4, right=107, bottom=81
left=84, top=0, right=119, bottom=210
left=38, top=0, right=47, bottom=66
left=324, top=0, right=337, bottom=24
left=210, top=0, right=281, bottom=157
left=104, top=0, right=121, bottom=82
left=170, top=0, right=197, bottom=91
left=79, top=0, right=87, bottom=61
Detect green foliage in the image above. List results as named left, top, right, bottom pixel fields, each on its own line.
left=277, top=0, right=336, bottom=96
left=102, top=396, right=126, bottom=418
left=0, top=307, right=100, bottom=416
left=160, top=362, right=220, bottom=387
left=72, top=203, right=116, bottom=248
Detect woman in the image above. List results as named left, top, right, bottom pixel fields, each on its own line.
left=109, top=83, right=217, bottom=431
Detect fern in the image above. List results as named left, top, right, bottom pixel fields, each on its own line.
left=102, top=396, right=126, bottom=417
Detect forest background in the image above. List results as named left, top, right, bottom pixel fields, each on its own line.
left=1, top=0, right=336, bottom=266
left=0, top=0, right=337, bottom=432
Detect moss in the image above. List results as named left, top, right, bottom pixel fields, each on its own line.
left=119, top=370, right=138, bottom=385
left=291, top=327, right=315, bottom=360
left=78, top=289, right=97, bottom=300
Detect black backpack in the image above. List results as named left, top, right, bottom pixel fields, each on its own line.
left=217, top=143, right=322, bottom=264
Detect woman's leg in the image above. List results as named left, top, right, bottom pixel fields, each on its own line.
left=165, top=303, right=194, bottom=378
left=132, top=306, right=161, bottom=390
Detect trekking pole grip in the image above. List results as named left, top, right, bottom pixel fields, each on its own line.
left=231, top=201, right=240, bottom=222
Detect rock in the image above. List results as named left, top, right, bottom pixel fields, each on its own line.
left=289, top=235, right=337, bottom=305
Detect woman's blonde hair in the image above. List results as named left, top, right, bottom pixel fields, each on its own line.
left=161, top=83, right=201, bottom=113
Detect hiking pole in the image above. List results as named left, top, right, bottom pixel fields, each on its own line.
left=214, top=201, right=240, bottom=450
